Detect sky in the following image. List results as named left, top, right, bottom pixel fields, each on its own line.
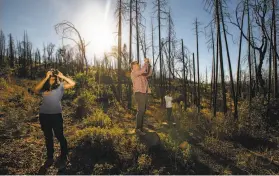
left=0, top=0, right=245, bottom=80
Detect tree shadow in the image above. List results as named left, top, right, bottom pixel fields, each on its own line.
left=228, top=134, right=278, bottom=151
left=137, top=131, right=215, bottom=174
left=186, top=134, right=249, bottom=174
left=156, top=125, right=250, bottom=174
left=58, top=130, right=216, bottom=175
left=148, top=139, right=215, bottom=174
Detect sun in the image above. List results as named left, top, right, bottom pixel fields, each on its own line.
left=81, top=19, right=115, bottom=57
left=75, top=0, right=115, bottom=57
left=90, top=24, right=114, bottom=54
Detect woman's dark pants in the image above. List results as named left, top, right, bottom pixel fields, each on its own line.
left=39, top=113, right=68, bottom=159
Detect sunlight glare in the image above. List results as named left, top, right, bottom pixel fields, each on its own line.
left=74, top=0, right=115, bottom=57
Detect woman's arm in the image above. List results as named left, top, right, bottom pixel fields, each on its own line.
left=33, top=71, right=51, bottom=94
left=57, top=72, right=76, bottom=90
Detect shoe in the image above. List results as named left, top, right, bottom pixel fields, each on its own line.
left=172, top=122, right=176, bottom=125
left=43, top=158, right=54, bottom=168
left=38, top=158, right=54, bottom=174
left=56, top=155, right=68, bottom=170
left=136, top=129, right=146, bottom=135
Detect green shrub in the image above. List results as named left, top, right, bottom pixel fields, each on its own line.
left=0, top=108, right=29, bottom=138
left=73, top=90, right=96, bottom=118
left=74, top=73, right=95, bottom=91
left=137, top=154, right=152, bottom=170
left=69, top=126, right=150, bottom=174
left=63, top=88, right=76, bottom=100
left=70, top=126, right=124, bottom=145
left=0, top=78, right=8, bottom=90
left=82, top=109, right=112, bottom=128
left=93, top=163, right=116, bottom=175
left=237, top=97, right=267, bottom=138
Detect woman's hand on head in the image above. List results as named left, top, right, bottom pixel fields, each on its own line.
left=56, top=71, right=64, bottom=78
left=46, top=71, right=52, bottom=78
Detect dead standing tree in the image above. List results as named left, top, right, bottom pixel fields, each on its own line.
left=46, top=43, right=55, bottom=69
left=139, top=25, right=151, bottom=59
left=230, top=0, right=270, bottom=96
left=153, top=0, right=168, bottom=105
left=219, top=0, right=237, bottom=117
left=55, top=21, right=88, bottom=74
left=117, top=0, right=123, bottom=102
left=115, top=0, right=130, bottom=103
left=0, top=30, right=5, bottom=67
left=235, top=1, right=245, bottom=119
left=205, top=0, right=227, bottom=114
left=128, top=0, right=134, bottom=109
left=167, top=8, right=176, bottom=91
left=194, top=18, right=201, bottom=113
left=134, top=0, right=146, bottom=63
left=8, top=34, right=15, bottom=69
left=215, top=0, right=227, bottom=114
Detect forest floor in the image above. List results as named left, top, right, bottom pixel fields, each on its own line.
left=1, top=79, right=279, bottom=174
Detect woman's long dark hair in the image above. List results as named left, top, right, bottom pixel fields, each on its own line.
left=41, top=76, right=60, bottom=92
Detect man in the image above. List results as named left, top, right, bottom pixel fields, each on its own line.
left=164, top=90, right=176, bottom=125
left=130, top=58, right=152, bottom=135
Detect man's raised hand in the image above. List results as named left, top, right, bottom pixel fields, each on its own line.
left=144, top=58, right=150, bottom=63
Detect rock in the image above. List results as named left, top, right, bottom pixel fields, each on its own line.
left=139, top=132, right=161, bottom=148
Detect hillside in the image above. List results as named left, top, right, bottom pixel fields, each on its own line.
left=1, top=76, right=279, bottom=175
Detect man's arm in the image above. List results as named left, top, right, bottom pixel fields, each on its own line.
left=131, top=63, right=148, bottom=77
left=146, top=64, right=152, bottom=77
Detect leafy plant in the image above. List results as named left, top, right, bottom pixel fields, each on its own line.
left=82, top=109, right=112, bottom=128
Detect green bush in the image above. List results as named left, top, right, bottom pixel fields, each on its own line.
left=74, top=72, right=95, bottom=91
left=237, top=97, right=267, bottom=138
left=63, top=88, right=76, bottom=100
left=0, top=108, right=29, bottom=138
left=0, top=78, right=8, bottom=90
left=69, top=126, right=151, bottom=174
left=70, top=127, right=124, bottom=145
left=137, top=154, right=152, bottom=170
left=93, top=163, right=116, bottom=175
left=73, top=90, right=96, bottom=118
left=82, top=109, right=112, bottom=128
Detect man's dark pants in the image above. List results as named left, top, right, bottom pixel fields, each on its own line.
left=166, top=108, right=173, bottom=122
left=135, top=92, right=148, bottom=131
left=39, top=113, right=68, bottom=159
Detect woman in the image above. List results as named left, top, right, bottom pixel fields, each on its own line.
left=34, top=69, right=75, bottom=167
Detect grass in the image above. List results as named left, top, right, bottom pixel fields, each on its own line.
left=0, top=75, right=279, bottom=174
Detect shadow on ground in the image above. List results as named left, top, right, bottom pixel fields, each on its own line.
left=61, top=139, right=120, bottom=175
left=228, top=134, right=278, bottom=151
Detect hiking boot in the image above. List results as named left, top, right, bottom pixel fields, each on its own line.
left=42, top=158, right=54, bottom=168
left=55, top=155, right=68, bottom=170
left=38, top=158, right=54, bottom=174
